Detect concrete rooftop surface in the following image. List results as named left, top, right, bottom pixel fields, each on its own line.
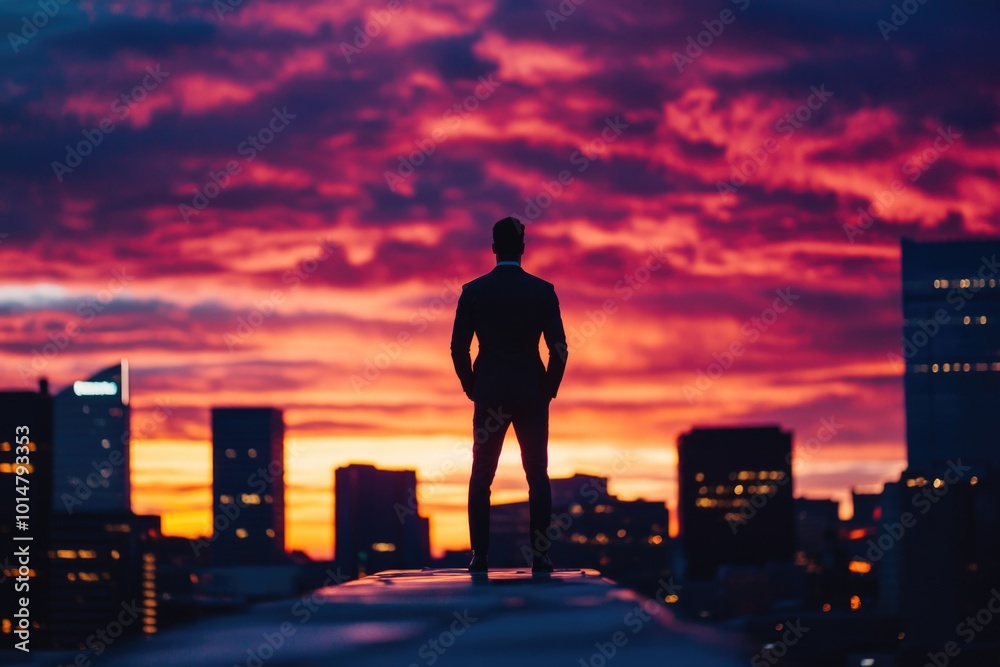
left=99, top=568, right=750, bottom=666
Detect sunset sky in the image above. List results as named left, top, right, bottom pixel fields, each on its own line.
left=2, top=0, right=998, bottom=560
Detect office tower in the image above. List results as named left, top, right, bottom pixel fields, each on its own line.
left=334, top=464, right=431, bottom=578
left=47, top=513, right=161, bottom=647
left=901, top=238, right=1000, bottom=472
left=0, top=379, right=53, bottom=650
left=677, top=426, right=793, bottom=580
left=53, top=360, right=131, bottom=514
left=211, top=407, right=285, bottom=565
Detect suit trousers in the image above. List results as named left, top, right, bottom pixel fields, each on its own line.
left=468, top=397, right=552, bottom=558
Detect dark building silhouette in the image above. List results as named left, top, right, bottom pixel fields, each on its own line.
left=677, top=426, right=793, bottom=580
left=0, top=379, right=53, bottom=650
left=47, top=513, right=161, bottom=648
left=488, top=474, right=669, bottom=591
left=210, top=407, right=285, bottom=565
left=880, top=239, right=1000, bottom=657
left=794, top=497, right=839, bottom=558
left=334, top=464, right=430, bottom=578
left=901, top=238, right=1000, bottom=472
left=53, top=360, right=131, bottom=514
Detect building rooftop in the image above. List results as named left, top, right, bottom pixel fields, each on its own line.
left=101, top=568, right=749, bottom=666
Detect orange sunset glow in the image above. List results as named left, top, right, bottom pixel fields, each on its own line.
left=4, top=0, right=999, bottom=563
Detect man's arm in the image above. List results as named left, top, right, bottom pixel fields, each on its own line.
left=450, top=286, right=475, bottom=399
left=542, top=285, right=568, bottom=399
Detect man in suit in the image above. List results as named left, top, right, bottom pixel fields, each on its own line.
left=450, top=217, right=568, bottom=573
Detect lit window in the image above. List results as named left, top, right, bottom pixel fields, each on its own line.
left=850, top=595, right=861, bottom=611
left=372, top=542, right=396, bottom=552
left=964, top=316, right=971, bottom=325
left=235, top=529, right=248, bottom=539
left=220, top=495, right=233, bottom=505
left=569, top=503, right=584, bottom=517
left=617, top=529, right=627, bottom=538
left=225, top=449, right=236, bottom=459
left=240, top=493, right=261, bottom=505
left=101, top=439, right=110, bottom=449
left=734, top=485, right=744, bottom=495
left=932, top=364, right=939, bottom=373
left=648, top=535, right=663, bottom=545
left=266, top=529, right=275, bottom=538
left=695, top=472, right=704, bottom=482
left=247, top=448, right=257, bottom=458
left=963, top=363, right=970, bottom=372
left=943, top=364, right=950, bottom=372
left=980, top=316, right=987, bottom=324
left=665, top=594, right=679, bottom=603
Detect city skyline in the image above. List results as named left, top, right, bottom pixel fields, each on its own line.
left=6, top=0, right=1000, bottom=564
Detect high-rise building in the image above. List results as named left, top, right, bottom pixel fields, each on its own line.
left=211, top=407, right=285, bottom=565
left=334, top=464, right=430, bottom=578
left=901, top=238, right=1000, bottom=472
left=677, top=426, right=794, bottom=580
left=0, top=379, right=53, bottom=650
left=47, top=513, right=161, bottom=648
left=53, top=361, right=131, bottom=514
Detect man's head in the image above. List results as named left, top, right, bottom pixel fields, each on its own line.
left=492, top=216, right=525, bottom=261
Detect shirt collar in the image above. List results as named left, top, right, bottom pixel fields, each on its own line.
left=495, top=261, right=521, bottom=267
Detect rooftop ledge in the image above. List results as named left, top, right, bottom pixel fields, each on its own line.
left=103, top=568, right=748, bottom=666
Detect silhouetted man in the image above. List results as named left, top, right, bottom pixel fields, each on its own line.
left=450, top=217, right=568, bottom=574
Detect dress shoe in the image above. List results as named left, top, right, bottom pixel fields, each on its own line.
left=531, top=554, right=554, bottom=573
left=468, top=552, right=489, bottom=572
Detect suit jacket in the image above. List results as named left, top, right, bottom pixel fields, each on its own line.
left=450, top=264, right=568, bottom=405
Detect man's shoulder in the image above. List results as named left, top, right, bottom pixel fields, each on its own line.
left=463, top=268, right=556, bottom=292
